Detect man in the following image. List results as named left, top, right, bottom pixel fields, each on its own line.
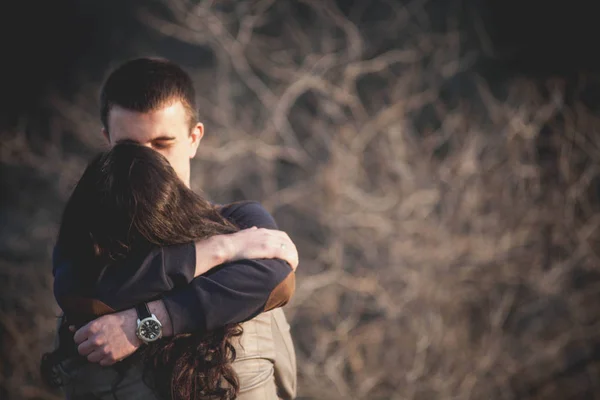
left=52, top=57, right=298, bottom=399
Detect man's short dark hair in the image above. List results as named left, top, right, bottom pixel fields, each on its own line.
left=100, top=57, right=198, bottom=132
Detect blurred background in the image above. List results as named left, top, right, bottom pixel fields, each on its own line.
left=2, top=0, right=600, bottom=399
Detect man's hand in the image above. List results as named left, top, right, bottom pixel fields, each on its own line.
left=71, top=308, right=141, bottom=366
left=72, top=300, right=172, bottom=366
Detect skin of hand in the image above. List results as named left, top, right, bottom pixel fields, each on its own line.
left=226, top=227, right=299, bottom=271
left=194, top=227, right=299, bottom=276
left=73, top=227, right=299, bottom=365
left=71, top=303, right=170, bottom=366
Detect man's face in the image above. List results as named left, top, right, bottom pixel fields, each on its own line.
left=103, top=100, right=203, bottom=187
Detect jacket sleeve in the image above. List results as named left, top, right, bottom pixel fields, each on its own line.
left=161, top=201, right=296, bottom=335
left=52, top=243, right=197, bottom=318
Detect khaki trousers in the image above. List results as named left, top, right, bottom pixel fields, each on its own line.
left=54, top=309, right=297, bottom=399
left=233, top=309, right=296, bottom=399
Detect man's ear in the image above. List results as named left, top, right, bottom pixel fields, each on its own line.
left=102, top=128, right=110, bottom=144
left=189, top=122, right=204, bottom=159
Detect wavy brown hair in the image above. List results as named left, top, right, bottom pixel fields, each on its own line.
left=54, top=141, right=242, bottom=400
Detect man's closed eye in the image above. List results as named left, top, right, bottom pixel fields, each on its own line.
left=153, top=142, right=172, bottom=150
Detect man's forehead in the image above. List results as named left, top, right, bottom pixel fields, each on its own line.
left=108, top=104, right=187, bottom=143
left=110, top=101, right=186, bottom=120
left=110, top=127, right=172, bottom=144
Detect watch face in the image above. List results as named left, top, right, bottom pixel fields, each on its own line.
left=138, top=318, right=162, bottom=341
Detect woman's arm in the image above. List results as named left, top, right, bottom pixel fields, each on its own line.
left=54, top=214, right=297, bottom=318
left=194, top=226, right=299, bottom=277
left=160, top=201, right=298, bottom=334
left=61, top=201, right=298, bottom=365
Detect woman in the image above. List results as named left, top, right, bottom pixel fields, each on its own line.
left=42, top=141, right=283, bottom=399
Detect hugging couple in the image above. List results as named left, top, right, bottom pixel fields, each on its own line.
left=42, top=57, right=299, bottom=400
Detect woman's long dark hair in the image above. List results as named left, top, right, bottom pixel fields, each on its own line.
left=52, top=141, right=242, bottom=400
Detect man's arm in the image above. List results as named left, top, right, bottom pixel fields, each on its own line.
left=70, top=201, right=297, bottom=365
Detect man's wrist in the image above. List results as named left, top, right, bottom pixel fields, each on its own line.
left=147, top=300, right=173, bottom=337
left=121, top=308, right=142, bottom=347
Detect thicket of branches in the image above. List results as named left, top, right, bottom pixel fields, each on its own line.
left=2, top=1, right=600, bottom=399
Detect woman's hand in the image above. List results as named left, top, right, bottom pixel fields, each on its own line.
left=227, top=227, right=299, bottom=269
left=194, top=228, right=299, bottom=277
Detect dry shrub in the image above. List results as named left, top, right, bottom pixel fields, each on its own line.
left=2, top=0, right=600, bottom=399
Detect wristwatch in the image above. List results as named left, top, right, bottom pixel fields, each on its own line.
left=135, top=303, right=163, bottom=343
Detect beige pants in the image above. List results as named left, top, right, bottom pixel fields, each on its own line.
left=233, top=309, right=297, bottom=399
left=54, top=309, right=297, bottom=399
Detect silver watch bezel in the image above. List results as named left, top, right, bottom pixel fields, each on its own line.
left=136, top=314, right=163, bottom=343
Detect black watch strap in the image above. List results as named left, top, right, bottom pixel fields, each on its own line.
left=135, top=303, right=152, bottom=320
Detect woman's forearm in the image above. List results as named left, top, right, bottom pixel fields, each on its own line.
left=193, top=228, right=299, bottom=278
left=194, top=235, right=231, bottom=277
